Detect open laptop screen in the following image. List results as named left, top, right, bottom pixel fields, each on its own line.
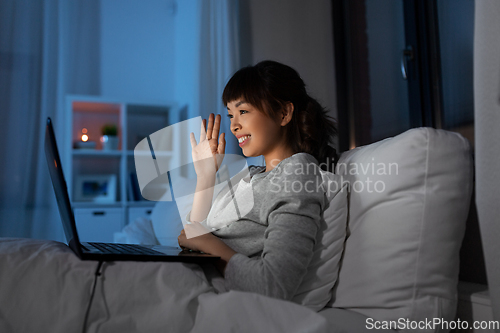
left=44, top=117, right=82, bottom=255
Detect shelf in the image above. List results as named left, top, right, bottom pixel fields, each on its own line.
left=73, top=149, right=122, bottom=157
left=66, top=95, right=181, bottom=240
left=127, top=201, right=156, bottom=207
left=127, top=150, right=174, bottom=157
left=71, top=201, right=156, bottom=208
left=72, top=202, right=123, bottom=209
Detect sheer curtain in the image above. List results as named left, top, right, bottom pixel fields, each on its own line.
left=0, top=0, right=100, bottom=241
left=174, top=0, right=242, bottom=157
left=0, top=0, right=243, bottom=240
left=199, top=0, right=242, bottom=156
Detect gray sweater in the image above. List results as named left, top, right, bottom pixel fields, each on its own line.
left=211, top=153, right=329, bottom=301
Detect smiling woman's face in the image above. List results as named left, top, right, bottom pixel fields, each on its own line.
left=226, top=99, right=289, bottom=161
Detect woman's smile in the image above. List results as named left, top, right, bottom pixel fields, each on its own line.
left=237, top=134, right=251, bottom=146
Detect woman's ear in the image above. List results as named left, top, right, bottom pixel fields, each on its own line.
left=280, top=102, right=294, bottom=126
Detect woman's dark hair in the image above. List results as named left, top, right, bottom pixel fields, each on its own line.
left=222, top=60, right=338, bottom=172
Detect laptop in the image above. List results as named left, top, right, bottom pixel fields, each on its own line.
left=44, top=117, right=219, bottom=263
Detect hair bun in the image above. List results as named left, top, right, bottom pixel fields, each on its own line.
left=321, top=145, right=338, bottom=172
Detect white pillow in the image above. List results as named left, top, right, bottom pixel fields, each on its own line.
left=150, top=176, right=198, bottom=247
left=151, top=201, right=185, bottom=247
left=114, top=217, right=159, bottom=245
left=292, top=171, right=349, bottom=311
left=329, top=128, right=473, bottom=326
left=151, top=176, right=229, bottom=246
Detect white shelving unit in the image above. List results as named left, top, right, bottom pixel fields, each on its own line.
left=64, top=95, right=181, bottom=242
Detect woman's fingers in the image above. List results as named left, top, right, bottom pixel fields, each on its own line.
left=206, top=113, right=214, bottom=140
left=189, top=132, right=197, bottom=149
left=194, top=114, right=223, bottom=151
left=218, top=132, right=225, bottom=155
left=178, top=229, right=187, bottom=249
left=212, top=114, right=221, bottom=141
left=199, top=119, right=207, bottom=142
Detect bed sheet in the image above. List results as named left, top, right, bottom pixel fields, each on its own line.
left=318, top=307, right=398, bottom=333
left=0, top=238, right=329, bottom=333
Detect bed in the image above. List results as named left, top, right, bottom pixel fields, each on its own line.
left=0, top=127, right=472, bottom=332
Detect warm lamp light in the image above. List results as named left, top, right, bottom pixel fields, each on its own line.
left=74, top=127, right=96, bottom=149
left=81, top=128, right=89, bottom=142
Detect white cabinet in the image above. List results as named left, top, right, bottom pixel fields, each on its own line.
left=128, top=206, right=153, bottom=225
left=74, top=208, right=123, bottom=243
left=65, top=95, right=181, bottom=242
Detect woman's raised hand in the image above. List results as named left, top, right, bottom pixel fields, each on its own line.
left=190, top=113, right=225, bottom=178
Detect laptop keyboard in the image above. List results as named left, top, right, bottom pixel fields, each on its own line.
left=88, top=242, right=164, bottom=255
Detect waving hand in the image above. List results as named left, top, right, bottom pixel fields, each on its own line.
left=190, top=113, right=225, bottom=178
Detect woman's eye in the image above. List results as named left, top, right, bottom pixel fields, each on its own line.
left=239, top=110, right=247, bottom=115
left=226, top=114, right=233, bottom=119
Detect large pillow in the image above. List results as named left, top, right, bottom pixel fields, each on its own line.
left=328, top=128, right=473, bottom=330
left=292, top=170, right=349, bottom=311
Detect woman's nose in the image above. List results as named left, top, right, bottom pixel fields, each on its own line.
left=231, top=119, right=241, bottom=134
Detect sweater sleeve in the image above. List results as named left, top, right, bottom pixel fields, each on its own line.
left=223, top=158, right=325, bottom=301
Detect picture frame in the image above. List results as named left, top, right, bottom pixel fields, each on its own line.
left=74, top=174, right=117, bottom=203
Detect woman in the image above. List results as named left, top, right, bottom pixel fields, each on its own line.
left=178, top=60, right=337, bottom=301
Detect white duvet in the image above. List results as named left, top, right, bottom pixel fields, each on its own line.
left=0, top=238, right=328, bottom=333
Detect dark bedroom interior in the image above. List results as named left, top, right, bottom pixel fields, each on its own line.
left=1, top=0, right=499, bottom=332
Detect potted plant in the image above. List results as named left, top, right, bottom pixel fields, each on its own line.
left=101, top=124, right=119, bottom=150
